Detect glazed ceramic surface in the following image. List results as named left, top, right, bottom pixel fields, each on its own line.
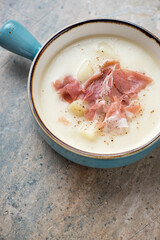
left=1, top=19, right=160, bottom=168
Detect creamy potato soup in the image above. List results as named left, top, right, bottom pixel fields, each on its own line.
left=39, top=36, right=160, bottom=154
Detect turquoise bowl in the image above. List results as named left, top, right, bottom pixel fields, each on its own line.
left=0, top=19, right=160, bottom=168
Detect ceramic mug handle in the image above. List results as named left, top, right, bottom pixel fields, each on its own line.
left=0, top=20, right=42, bottom=60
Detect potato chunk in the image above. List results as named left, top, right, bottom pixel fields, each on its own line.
left=68, top=100, right=86, bottom=117
left=77, top=60, right=94, bottom=83
left=97, top=42, right=116, bottom=59
left=79, top=122, right=98, bottom=140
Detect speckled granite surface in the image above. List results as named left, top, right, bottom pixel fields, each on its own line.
left=1, top=0, right=160, bottom=239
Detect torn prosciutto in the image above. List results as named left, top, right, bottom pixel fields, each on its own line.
left=53, top=76, right=83, bottom=103
left=101, top=97, right=128, bottom=132
left=83, top=74, right=104, bottom=103
left=97, top=97, right=128, bottom=131
left=53, top=60, right=152, bottom=133
left=101, top=60, right=120, bottom=74
left=113, top=69, right=152, bottom=98
left=125, top=104, right=142, bottom=119
left=85, top=100, right=107, bottom=120
left=83, top=60, right=120, bottom=103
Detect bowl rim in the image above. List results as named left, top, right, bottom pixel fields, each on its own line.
left=28, top=18, right=160, bottom=159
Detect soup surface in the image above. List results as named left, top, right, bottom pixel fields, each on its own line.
left=39, top=36, right=160, bottom=154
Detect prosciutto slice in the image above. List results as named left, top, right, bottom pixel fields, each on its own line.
left=85, top=100, right=107, bottom=120
left=113, top=69, right=152, bottom=98
left=53, top=76, right=83, bottom=103
left=83, top=77, right=104, bottom=103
